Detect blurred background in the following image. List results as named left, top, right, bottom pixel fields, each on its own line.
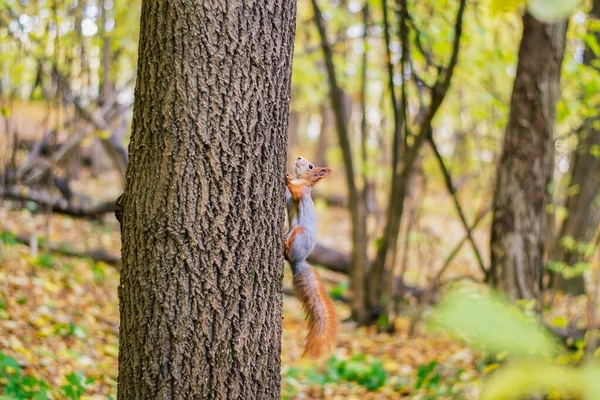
left=1, top=0, right=599, bottom=398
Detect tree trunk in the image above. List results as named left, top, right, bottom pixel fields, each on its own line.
left=288, top=110, right=299, bottom=154
left=116, top=1, right=297, bottom=398
left=552, top=0, right=600, bottom=295
left=489, top=13, right=567, bottom=300
left=310, top=0, right=370, bottom=324
left=314, top=105, right=332, bottom=167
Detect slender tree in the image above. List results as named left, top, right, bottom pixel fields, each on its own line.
left=116, top=0, right=297, bottom=398
left=554, top=0, right=600, bottom=295
left=489, top=13, right=568, bottom=300
left=310, top=0, right=370, bottom=323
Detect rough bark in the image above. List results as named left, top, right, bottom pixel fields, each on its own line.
left=555, top=119, right=600, bottom=294
left=116, top=1, right=297, bottom=399
left=554, top=0, right=600, bottom=295
left=489, top=13, right=567, bottom=300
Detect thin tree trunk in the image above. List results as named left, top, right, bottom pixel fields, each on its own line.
left=489, top=13, right=567, bottom=300
left=360, top=2, right=372, bottom=230
left=310, top=0, right=370, bottom=323
left=554, top=0, right=600, bottom=295
left=314, top=105, right=331, bottom=167
left=368, top=0, right=466, bottom=326
left=116, top=1, right=297, bottom=398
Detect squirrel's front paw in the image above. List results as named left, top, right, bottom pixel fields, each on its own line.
left=286, top=173, right=293, bottom=183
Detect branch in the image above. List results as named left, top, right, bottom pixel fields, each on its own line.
left=307, top=243, right=350, bottom=274
left=430, top=0, right=467, bottom=114
left=1, top=185, right=116, bottom=218
left=405, top=9, right=442, bottom=70
left=428, top=136, right=488, bottom=277
left=382, top=0, right=401, bottom=167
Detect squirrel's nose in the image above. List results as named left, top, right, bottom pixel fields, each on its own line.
left=297, top=157, right=302, bottom=160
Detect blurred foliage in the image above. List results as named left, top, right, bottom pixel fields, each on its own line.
left=434, top=284, right=600, bottom=400
left=0, top=352, right=92, bottom=400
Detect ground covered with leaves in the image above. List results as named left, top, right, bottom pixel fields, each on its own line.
left=0, top=204, right=592, bottom=399
left=0, top=205, right=488, bottom=400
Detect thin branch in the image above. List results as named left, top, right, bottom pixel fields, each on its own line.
left=439, top=207, right=490, bottom=277
left=405, top=7, right=442, bottom=70
left=430, top=0, right=467, bottom=114
left=1, top=185, right=116, bottom=218
left=360, top=2, right=371, bottom=215
left=382, top=0, right=401, bottom=168
left=428, top=135, right=488, bottom=277
left=399, top=0, right=411, bottom=150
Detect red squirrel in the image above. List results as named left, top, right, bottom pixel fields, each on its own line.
left=285, top=158, right=338, bottom=358
left=285, top=156, right=316, bottom=231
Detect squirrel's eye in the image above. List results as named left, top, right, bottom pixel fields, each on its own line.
left=309, top=164, right=314, bottom=169
left=297, top=157, right=302, bottom=160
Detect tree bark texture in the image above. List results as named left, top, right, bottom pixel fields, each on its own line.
left=117, top=1, right=297, bottom=399
left=554, top=0, right=600, bottom=295
left=489, top=13, right=567, bottom=300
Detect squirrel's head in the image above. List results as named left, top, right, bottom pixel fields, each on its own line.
left=294, top=156, right=315, bottom=179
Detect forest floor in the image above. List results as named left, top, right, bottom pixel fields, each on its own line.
left=0, top=175, right=587, bottom=399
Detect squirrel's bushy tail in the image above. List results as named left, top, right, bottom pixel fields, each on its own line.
left=292, top=262, right=338, bottom=358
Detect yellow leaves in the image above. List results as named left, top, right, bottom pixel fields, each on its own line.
left=482, top=362, right=500, bottom=374
left=8, top=335, right=24, bottom=351
left=97, top=130, right=112, bottom=140
left=102, top=344, right=119, bottom=358
left=550, top=316, right=568, bottom=328
left=41, top=280, right=61, bottom=294
left=487, top=0, right=579, bottom=21
left=488, top=0, right=527, bottom=15
left=37, top=326, right=55, bottom=338
left=382, top=360, right=400, bottom=373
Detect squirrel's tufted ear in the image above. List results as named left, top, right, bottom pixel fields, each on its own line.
left=317, top=167, right=331, bottom=177
left=309, top=167, right=331, bottom=183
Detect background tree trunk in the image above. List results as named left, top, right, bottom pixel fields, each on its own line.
left=554, top=0, right=600, bottom=295
left=314, top=105, right=332, bottom=167
left=310, top=0, right=370, bottom=324
left=489, top=13, right=567, bottom=300
left=117, top=0, right=297, bottom=398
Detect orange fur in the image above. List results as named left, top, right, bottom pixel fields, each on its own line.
left=285, top=226, right=306, bottom=261
left=286, top=167, right=332, bottom=201
left=286, top=180, right=309, bottom=202
left=293, top=266, right=338, bottom=358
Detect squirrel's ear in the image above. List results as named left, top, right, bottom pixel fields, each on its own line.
left=316, top=167, right=331, bottom=178
left=320, top=167, right=331, bottom=176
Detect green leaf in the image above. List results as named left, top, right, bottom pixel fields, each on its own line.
left=432, top=285, right=561, bottom=356
left=35, top=254, right=54, bottom=269
left=527, top=0, right=578, bottom=22
left=0, top=353, right=22, bottom=375
left=480, top=361, right=600, bottom=400
left=0, top=231, right=18, bottom=245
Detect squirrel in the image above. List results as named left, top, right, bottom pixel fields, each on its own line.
left=285, top=156, right=316, bottom=232
left=284, top=159, right=338, bottom=358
